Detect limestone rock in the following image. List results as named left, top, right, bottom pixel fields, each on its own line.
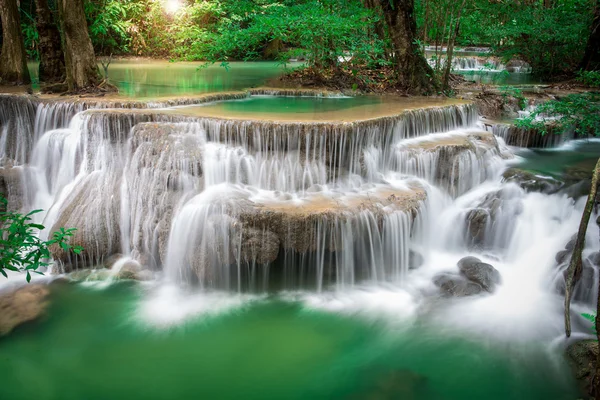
left=434, top=273, right=484, bottom=297
left=502, top=168, right=562, bottom=194
left=0, top=284, right=49, bottom=336
left=463, top=186, right=523, bottom=251
left=566, top=340, right=598, bottom=399
left=457, top=256, right=501, bottom=292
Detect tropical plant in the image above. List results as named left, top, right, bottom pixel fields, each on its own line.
left=0, top=197, right=82, bottom=282
left=582, top=312, right=597, bottom=334
left=577, top=70, right=600, bottom=87
left=516, top=93, right=600, bottom=136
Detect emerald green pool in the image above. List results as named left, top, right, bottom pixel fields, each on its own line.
left=513, top=138, right=600, bottom=178
left=0, top=283, right=578, bottom=400
left=28, top=60, right=301, bottom=98
left=216, top=95, right=382, bottom=114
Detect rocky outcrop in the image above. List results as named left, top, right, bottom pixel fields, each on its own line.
left=457, top=256, right=501, bottom=292
left=434, top=273, right=484, bottom=297
left=394, top=131, right=504, bottom=197
left=434, top=256, right=501, bottom=296
left=502, top=168, right=562, bottom=194
left=0, top=166, right=26, bottom=211
left=566, top=340, right=598, bottom=399
left=0, top=284, right=49, bottom=336
left=464, top=185, right=524, bottom=251
left=50, top=173, right=121, bottom=271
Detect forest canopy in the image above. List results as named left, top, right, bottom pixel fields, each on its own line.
left=11, top=0, right=598, bottom=80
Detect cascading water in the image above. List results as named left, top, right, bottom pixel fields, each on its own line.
left=1, top=93, right=598, bottom=343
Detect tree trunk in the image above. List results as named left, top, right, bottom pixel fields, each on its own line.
left=442, top=0, right=468, bottom=90
left=56, top=0, right=102, bottom=91
left=0, top=0, right=31, bottom=85
left=565, top=158, right=600, bottom=337
left=35, top=0, right=65, bottom=84
left=579, top=0, right=600, bottom=71
left=378, top=0, right=439, bottom=94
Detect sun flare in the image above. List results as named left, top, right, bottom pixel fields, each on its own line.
left=164, top=0, right=182, bottom=14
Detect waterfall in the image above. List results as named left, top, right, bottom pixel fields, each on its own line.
left=2, top=92, right=598, bottom=327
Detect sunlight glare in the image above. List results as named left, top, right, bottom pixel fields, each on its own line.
left=165, top=0, right=182, bottom=14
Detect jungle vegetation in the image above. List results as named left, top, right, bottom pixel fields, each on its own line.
left=0, top=0, right=597, bottom=94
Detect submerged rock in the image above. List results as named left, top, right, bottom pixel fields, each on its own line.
left=434, top=273, right=484, bottom=297
left=0, top=284, right=50, bottom=336
left=566, top=340, right=598, bottom=399
left=457, top=256, right=501, bottom=292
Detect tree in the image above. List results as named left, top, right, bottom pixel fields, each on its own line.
left=56, top=0, right=103, bottom=91
left=35, top=0, right=66, bottom=84
left=376, top=0, right=439, bottom=94
left=580, top=0, right=600, bottom=71
left=0, top=0, right=31, bottom=85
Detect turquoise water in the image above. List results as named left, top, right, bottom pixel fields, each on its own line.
left=0, top=283, right=579, bottom=400
left=215, top=95, right=382, bottom=114
left=28, top=60, right=301, bottom=98
left=513, top=138, right=600, bottom=178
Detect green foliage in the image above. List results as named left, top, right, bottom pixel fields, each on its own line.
left=417, top=0, right=596, bottom=79
left=0, top=197, right=82, bottom=282
left=577, top=70, right=600, bottom=87
left=516, top=93, right=600, bottom=136
left=172, top=0, right=386, bottom=69
left=582, top=312, right=597, bottom=334
left=499, top=86, right=527, bottom=109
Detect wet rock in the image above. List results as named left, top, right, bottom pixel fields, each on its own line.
left=566, top=340, right=598, bottom=399
left=50, top=173, right=121, bottom=271
left=463, top=186, right=523, bottom=251
left=556, top=249, right=571, bottom=265
left=457, top=256, right=501, bottom=292
left=0, top=284, right=49, bottom=336
left=409, top=250, right=424, bottom=270
left=565, top=234, right=578, bottom=252
left=115, top=261, right=143, bottom=280
left=502, top=168, right=562, bottom=194
left=0, top=166, right=26, bottom=212
left=556, top=260, right=595, bottom=303
left=235, top=227, right=281, bottom=265
left=588, top=252, right=600, bottom=267
left=434, top=273, right=484, bottom=297
left=465, top=208, right=489, bottom=247
left=103, top=254, right=124, bottom=269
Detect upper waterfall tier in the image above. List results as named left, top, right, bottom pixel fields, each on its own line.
left=0, top=92, right=504, bottom=290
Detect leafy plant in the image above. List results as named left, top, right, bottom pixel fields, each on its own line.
left=0, top=197, right=82, bottom=282
left=500, top=86, right=528, bottom=109
left=582, top=312, right=597, bottom=334
left=577, top=70, right=600, bottom=87
left=516, top=93, right=600, bottom=136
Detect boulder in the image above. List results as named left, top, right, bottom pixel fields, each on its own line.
left=566, top=340, right=598, bottom=399
left=434, top=273, right=484, bottom=297
left=115, top=260, right=143, bottom=280
left=555, top=249, right=571, bottom=265
left=463, top=186, right=523, bottom=251
left=502, top=168, right=562, bottom=194
left=457, top=256, right=501, bottom=292
left=0, top=284, right=49, bottom=336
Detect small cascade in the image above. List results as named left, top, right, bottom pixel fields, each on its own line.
left=426, top=56, right=505, bottom=72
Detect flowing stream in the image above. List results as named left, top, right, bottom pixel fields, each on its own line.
left=0, top=90, right=596, bottom=399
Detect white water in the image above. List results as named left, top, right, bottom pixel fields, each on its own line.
left=1, top=95, right=597, bottom=341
